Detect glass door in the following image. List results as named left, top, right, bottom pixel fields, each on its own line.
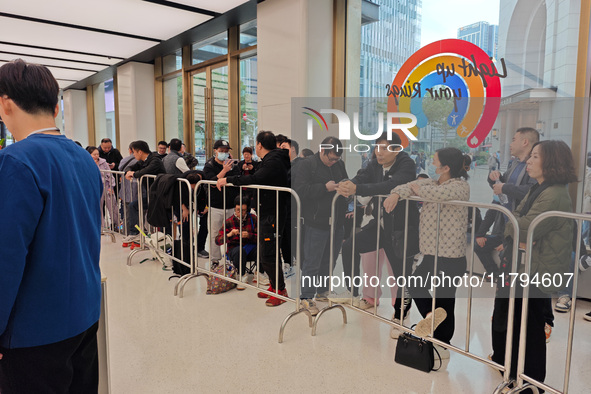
left=191, top=62, right=229, bottom=168
left=192, top=71, right=206, bottom=169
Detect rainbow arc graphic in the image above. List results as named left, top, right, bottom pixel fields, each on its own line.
left=388, top=39, right=502, bottom=148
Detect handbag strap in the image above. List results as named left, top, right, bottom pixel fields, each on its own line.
left=431, top=345, right=442, bottom=371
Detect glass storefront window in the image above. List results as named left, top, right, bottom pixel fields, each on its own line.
left=240, top=20, right=257, bottom=49
left=344, top=0, right=583, bottom=205
left=163, top=49, right=182, bottom=74
left=163, top=75, right=183, bottom=143
left=240, top=56, right=258, bottom=151
left=192, top=32, right=228, bottom=65
left=93, top=78, right=116, bottom=147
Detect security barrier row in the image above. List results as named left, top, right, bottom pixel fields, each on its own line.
left=104, top=169, right=587, bottom=393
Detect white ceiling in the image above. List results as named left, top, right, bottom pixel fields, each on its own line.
left=0, top=0, right=250, bottom=89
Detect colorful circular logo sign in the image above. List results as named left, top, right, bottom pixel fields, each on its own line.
left=387, top=39, right=503, bottom=148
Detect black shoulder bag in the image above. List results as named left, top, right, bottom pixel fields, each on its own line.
left=394, top=331, right=442, bottom=373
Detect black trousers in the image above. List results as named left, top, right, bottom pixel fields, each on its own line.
left=197, top=212, right=208, bottom=252
left=474, top=235, right=502, bottom=274
left=408, top=255, right=466, bottom=344
left=0, top=322, right=99, bottom=394
left=229, top=244, right=257, bottom=275
left=491, top=290, right=547, bottom=392
left=260, top=209, right=287, bottom=291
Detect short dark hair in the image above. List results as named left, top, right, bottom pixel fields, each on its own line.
left=158, top=140, right=168, bottom=147
left=130, top=140, right=151, bottom=154
left=184, top=170, right=202, bottom=184
left=516, top=127, right=540, bottom=145
left=436, top=147, right=471, bottom=180
left=532, top=140, right=578, bottom=185
left=0, top=59, right=59, bottom=116
left=234, top=195, right=251, bottom=210
left=287, top=139, right=299, bottom=155
left=320, top=136, right=344, bottom=157
left=101, top=138, right=112, bottom=144
left=169, top=138, right=182, bottom=152
left=86, top=146, right=98, bottom=154
left=242, top=146, right=253, bottom=155
left=301, top=148, right=314, bottom=158
left=375, top=131, right=402, bottom=148
left=257, top=131, right=276, bottom=151
left=276, top=134, right=288, bottom=145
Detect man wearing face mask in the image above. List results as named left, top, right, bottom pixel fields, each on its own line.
left=335, top=132, right=419, bottom=335
left=204, top=140, right=241, bottom=264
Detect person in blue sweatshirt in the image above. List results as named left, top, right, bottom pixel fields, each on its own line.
left=0, top=59, right=103, bottom=393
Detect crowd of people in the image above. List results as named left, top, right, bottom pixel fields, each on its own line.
left=78, top=123, right=591, bottom=392
left=2, top=59, right=590, bottom=393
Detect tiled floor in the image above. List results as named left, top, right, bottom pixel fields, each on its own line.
left=100, top=235, right=591, bottom=394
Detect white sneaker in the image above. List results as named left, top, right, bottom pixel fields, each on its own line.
left=433, top=343, right=450, bottom=359
left=283, top=264, right=295, bottom=279
left=555, top=295, right=572, bottom=313
left=414, top=307, right=447, bottom=338
left=315, top=290, right=330, bottom=302
left=301, top=299, right=319, bottom=316
left=328, top=290, right=354, bottom=304
left=237, top=273, right=253, bottom=291
left=255, top=272, right=270, bottom=287
left=353, top=298, right=376, bottom=310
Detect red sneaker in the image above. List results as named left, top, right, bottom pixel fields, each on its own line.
left=257, top=286, right=274, bottom=298
left=265, top=289, right=288, bottom=307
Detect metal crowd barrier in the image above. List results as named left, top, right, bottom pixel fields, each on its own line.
left=172, top=180, right=313, bottom=342
left=510, top=211, right=591, bottom=394
left=316, top=193, right=521, bottom=392
left=99, top=170, right=126, bottom=242
left=126, top=174, right=195, bottom=275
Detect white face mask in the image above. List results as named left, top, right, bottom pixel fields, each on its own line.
left=217, top=152, right=229, bottom=161
left=427, top=163, right=440, bottom=180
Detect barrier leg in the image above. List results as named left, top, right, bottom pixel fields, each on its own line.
left=176, top=273, right=208, bottom=298
left=506, top=383, right=539, bottom=394
left=278, top=309, right=314, bottom=343
left=126, top=247, right=150, bottom=266
left=311, top=304, right=347, bottom=336
left=101, top=230, right=116, bottom=243
left=493, top=380, right=515, bottom=394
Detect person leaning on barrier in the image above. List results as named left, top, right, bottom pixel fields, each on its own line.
left=491, top=140, right=576, bottom=388
left=99, top=137, right=123, bottom=171
left=163, top=138, right=190, bottom=175
left=216, top=131, right=291, bottom=307
left=0, top=59, right=103, bottom=393
left=87, top=146, right=119, bottom=230
left=119, top=143, right=139, bottom=243
left=123, top=140, right=166, bottom=244
left=335, top=132, right=419, bottom=334
left=215, top=196, right=258, bottom=290
left=292, top=136, right=349, bottom=315
left=384, top=147, right=471, bottom=358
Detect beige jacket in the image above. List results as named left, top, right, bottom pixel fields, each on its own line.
left=392, top=177, right=470, bottom=258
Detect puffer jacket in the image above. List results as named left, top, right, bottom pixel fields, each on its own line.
left=505, top=183, right=573, bottom=294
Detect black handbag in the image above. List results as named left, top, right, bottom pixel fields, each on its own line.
left=394, top=332, right=442, bottom=372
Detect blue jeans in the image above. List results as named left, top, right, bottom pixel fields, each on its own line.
left=300, top=224, right=344, bottom=299
left=557, top=251, right=576, bottom=298
left=127, top=197, right=147, bottom=235
left=582, top=220, right=590, bottom=246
